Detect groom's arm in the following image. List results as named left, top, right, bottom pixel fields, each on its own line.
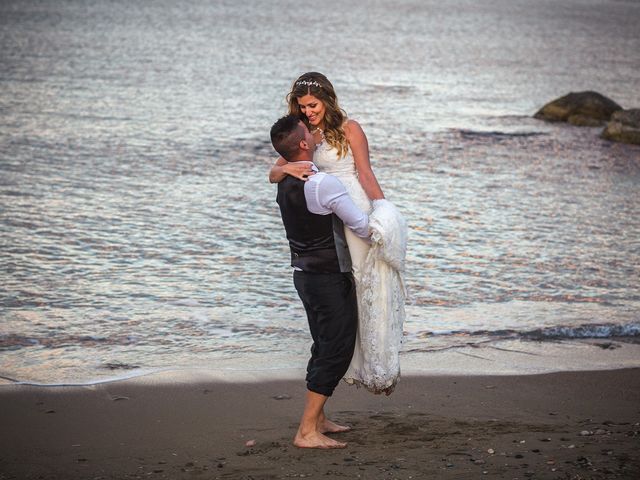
left=304, top=173, right=370, bottom=239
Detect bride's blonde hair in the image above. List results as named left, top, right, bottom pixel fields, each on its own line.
left=287, top=72, right=349, bottom=158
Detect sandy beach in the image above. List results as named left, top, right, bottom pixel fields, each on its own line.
left=1, top=368, right=639, bottom=479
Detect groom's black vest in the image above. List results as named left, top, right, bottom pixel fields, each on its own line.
left=277, top=175, right=352, bottom=273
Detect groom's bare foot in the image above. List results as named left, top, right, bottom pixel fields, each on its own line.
left=293, top=429, right=347, bottom=449
left=318, top=418, right=351, bottom=434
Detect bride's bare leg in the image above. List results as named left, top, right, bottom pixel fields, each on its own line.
left=294, top=391, right=347, bottom=449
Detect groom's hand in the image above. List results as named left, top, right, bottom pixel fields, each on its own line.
left=285, top=161, right=316, bottom=181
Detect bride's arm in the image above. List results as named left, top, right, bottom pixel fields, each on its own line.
left=268, top=157, right=315, bottom=183
left=345, top=119, right=385, bottom=200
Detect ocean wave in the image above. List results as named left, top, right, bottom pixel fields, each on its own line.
left=453, top=129, right=548, bottom=140
left=0, top=333, right=137, bottom=350
left=522, top=322, right=640, bottom=340
left=413, top=322, right=640, bottom=341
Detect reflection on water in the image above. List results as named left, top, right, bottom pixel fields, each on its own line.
left=1, top=0, right=639, bottom=383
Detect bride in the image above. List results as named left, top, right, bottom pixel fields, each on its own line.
left=269, top=72, right=407, bottom=395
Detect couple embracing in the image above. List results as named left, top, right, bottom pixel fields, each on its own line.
left=269, top=72, right=407, bottom=449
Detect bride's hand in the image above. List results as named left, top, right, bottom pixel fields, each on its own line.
left=284, top=161, right=315, bottom=181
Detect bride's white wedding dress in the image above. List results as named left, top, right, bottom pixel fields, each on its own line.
left=314, top=139, right=407, bottom=394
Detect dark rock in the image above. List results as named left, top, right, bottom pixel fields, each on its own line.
left=534, top=91, right=622, bottom=126
left=601, top=109, right=640, bottom=145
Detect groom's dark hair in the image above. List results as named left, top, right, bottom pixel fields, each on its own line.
left=270, top=114, right=304, bottom=160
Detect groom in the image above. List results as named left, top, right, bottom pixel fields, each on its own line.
left=270, top=114, right=370, bottom=449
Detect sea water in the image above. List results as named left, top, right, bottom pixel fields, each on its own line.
left=1, top=0, right=639, bottom=383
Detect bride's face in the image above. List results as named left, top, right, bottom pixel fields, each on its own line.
left=297, top=94, right=326, bottom=129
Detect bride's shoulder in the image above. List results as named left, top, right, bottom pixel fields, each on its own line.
left=343, top=119, right=366, bottom=141
left=343, top=118, right=360, bottom=131
left=343, top=118, right=367, bottom=146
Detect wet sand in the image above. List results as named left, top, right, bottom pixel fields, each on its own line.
left=1, top=369, right=639, bottom=479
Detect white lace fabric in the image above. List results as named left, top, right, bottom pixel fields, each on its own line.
left=313, top=142, right=407, bottom=395
left=344, top=199, right=408, bottom=394
left=314, top=142, right=371, bottom=213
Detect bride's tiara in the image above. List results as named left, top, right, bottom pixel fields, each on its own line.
left=295, top=80, right=322, bottom=88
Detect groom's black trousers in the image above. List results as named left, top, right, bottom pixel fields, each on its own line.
left=293, top=270, right=358, bottom=397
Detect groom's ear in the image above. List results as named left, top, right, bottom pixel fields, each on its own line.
left=299, top=139, right=310, bottom=151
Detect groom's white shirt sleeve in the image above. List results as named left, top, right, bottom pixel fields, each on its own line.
left=303, top=171, right=370, bottom=239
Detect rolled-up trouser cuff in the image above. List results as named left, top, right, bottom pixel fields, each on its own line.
left=307, top=383, right=334, bottom=397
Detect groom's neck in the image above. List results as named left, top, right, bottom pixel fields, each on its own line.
left=288, top=153, right=313, bottom=163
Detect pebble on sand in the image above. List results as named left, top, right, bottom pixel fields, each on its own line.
left=272, top=394, right=292, bottom=400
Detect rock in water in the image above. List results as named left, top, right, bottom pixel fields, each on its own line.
left=601, top=109, right=640, bottom=145
left=534, top=91, right=622, bottom=126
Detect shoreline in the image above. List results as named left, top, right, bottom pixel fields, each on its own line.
left=1, top=368, right=638, bottom=479
left=2, top=337, right=640, bottom=388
